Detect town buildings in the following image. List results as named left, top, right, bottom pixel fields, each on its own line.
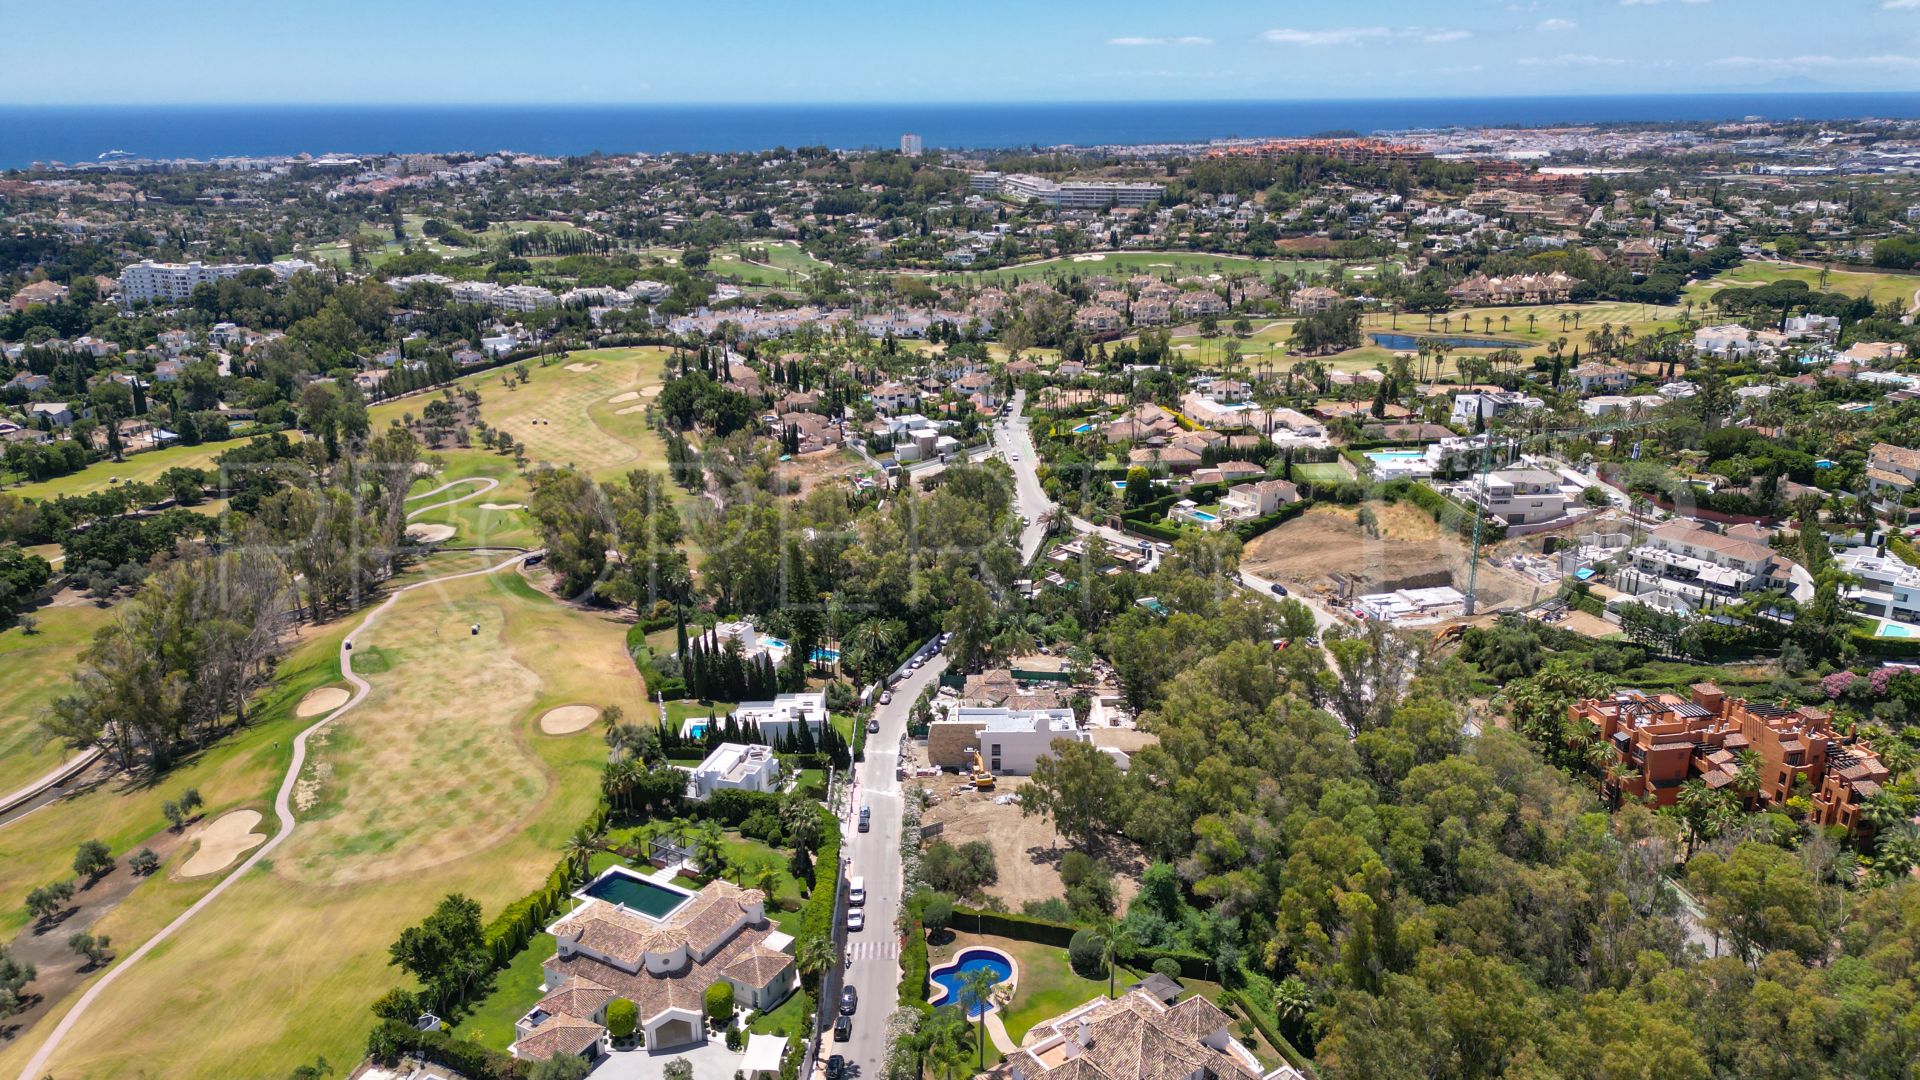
left=987, top=983, right=1303, bottom=1080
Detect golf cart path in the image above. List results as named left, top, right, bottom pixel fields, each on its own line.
left=14, top=508, right=527, bottom=1080
left=406, top=475, right=500, bottom=518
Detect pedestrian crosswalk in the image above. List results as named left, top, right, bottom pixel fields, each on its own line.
left=846, top=939, right=899, bottom=960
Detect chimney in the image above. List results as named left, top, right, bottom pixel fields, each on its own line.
left=1077, top=1019, right=1093, bottom=1051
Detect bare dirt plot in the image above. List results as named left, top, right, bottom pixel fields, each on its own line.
left=179, top=810, right=267, bottom=877
left=1242, top=502, right=1546, bottom=610
left=295, top=686, right=351, bottom=718
left=777, top=450, right=869, bottom=499
left=1088, top=728, right=1158, bottom=754
left=917, top=777, right=1142, bottom=911
left=539, top=704, right=602, bottom=735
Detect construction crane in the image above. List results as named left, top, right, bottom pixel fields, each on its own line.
left=1461, top=411, right=1668, bottom=617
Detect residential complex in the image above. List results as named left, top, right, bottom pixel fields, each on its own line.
left=988, top=983, right=1303, bottom=1080
left=971, top=172, right=1165, bottom=209
left=1615, top=519, right=1807, bottom=613
left=1569, top=683, right=1889, bottom=834
left=117, top=258, right=315, bottom=304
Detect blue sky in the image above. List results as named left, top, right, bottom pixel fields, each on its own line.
left=4, top=0, right=1918, bottom=104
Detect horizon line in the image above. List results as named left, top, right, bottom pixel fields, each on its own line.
left=6, top=88, right=1920, bottom=110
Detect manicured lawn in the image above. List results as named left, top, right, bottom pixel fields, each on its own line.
left=3, top=437, right=286, bottom=502
left=929, top=932, right=1145, bottom=1045
left=1686, top=261, right=1918, bottom=310
left=450, top=941, right=551, bottom=1051
left=0, top=600, right=113, bottom=793
left=4, top=567, right=651, bottom=1079
left=1290, top=462, right=1349, bottom=486
left=365, top=346, right=673, bottom=482
left=748, top=987, right=813, bottom=1038
left=665, top=699, right=738, bottom=732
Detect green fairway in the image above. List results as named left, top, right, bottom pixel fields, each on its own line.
left=713, top=241, right=834, bottom=286
left=3, top=438, right=274, bottom=502
left=0, top=601, right=113, bottom=794
left=7, top=567, right=654, bottom=1079
left=367, top=346, right=672, bottom=481
left=938, top=251, right=1329, bottom=286
left=1686, top=261, right=1919, bottom=311
left=1291, top=462, right=1349, bottom=486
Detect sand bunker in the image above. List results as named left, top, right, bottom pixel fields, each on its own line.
left=607, top=391, right=640, bottom=403
left=180, top=810, right=267, bottom=877
left=296, top=686, right=351, bottom=718
left=641, top=385, right=663, bottom=398
left=478, top=502, right=525, bottom=511
left=1070, top=253, right=1108, bottom=262
left=615, top=404, right=647, bottom=415
left=406, top=523, right=456, bottom=543
left=539, top=704, right=602, bottom=735
left=411, top=461, right=437, bottom=476
left=565, top=363, right=599, bottom=373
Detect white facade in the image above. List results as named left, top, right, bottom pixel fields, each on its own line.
left=118, top=260, right=251, bottom=304
left=1469, top=468, right=1567, bottom=525
left=936, top=706, right=1085, bottom=775
left=733, top=692, right=828, bottom=746
left=685, top=743, right=782, bottom=800
left=1450, top=391, right=1542, bottom=426
left=1836, top=546, right=1920, bottom=624
left=900, top=133, right=924, bottom=155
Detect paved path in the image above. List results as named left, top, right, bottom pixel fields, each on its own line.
left=14, top=481, right=519, bottom=1080
left=404, top=475, right=499, bottom=517
left=995, top=389, right=1056, bottom=564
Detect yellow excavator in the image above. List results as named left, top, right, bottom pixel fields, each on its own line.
left=969, top=748, right=996, bottom=791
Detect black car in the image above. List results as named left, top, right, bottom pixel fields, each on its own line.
left=1270, top=582, right=1289, bottom=596
left=840, top=985, right=859, bottom=1015
left=827, top=1056, right=846, bottom=1080
left=834, top=1014, right=853, bottom=1041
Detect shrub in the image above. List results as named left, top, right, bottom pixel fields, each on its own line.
left=922, top=839, right=997, bottom=896
left=921, top=892, right=954, bottom=936
left=606, top=997, right=637, bottom=1040
left=1068, top=929, right=1107, bottom=979
left=705, top=981, right=735, bottom=1023
left=1152, top=957, right=1183, bottom=980
left=665, top=1058, right=694, bottom=1080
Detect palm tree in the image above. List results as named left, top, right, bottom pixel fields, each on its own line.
left=1859, top=790, right=1911, bottom=833
left=1730, top=750, right=1763, bottom=806
left=1098, top=916, right=1133, bottom=999
left=1870, top=826, right=1920, bottom=879
left=922, top=1006, right=974, bottom=1080
left=689, top=822, right=728, bottom=877
left=795, top=932, right=836, bottom=992
left=1273, top=976, right=1313, bottom=1036
left=960, top=964, right=1005, bottom=1069
left=562, top=826, right=603, bottom=883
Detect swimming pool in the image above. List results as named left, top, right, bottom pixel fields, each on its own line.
left=1189, top=509, right=1219, bottom=522
left=580, top=869, right=692, bottom=920
left=1877, top=622, right=1917, bottom=639
left=1370, top=332, right=1522, bottom=351
left=761, top=636, right=790, bottom=650
left=687, top=724, right=707, bottom=739
left=928, top=948, right=1016, bottom=1018
left=1070, top=422, right=1095, bottom=434
left=811, top=647, right=841, bottom=662
left=1365, top=450, right=1426, bottom=462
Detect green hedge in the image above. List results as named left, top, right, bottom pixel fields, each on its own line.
left=949, top=905, right=1217, bottom=981
left=1891, top=535, right=1920, bottom=569
left=1232, top=498, right=1312, bottom=542
left=1851, top=629, right=1920, bottom=659
left=366, top=1019, right=526, bottom=1080
left=900, top=906, right=932, bottom=1015
left=480, top=800, right=607, bottom=969
left=1219, top=986, right=1316, bottom=1077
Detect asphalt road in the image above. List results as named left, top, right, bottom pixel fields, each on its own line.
left=996, top=390, right=1055, bottom=564
left=835, top=647, right=951, bottom=1079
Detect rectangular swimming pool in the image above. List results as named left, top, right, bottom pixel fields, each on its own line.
left=582, top=871, right=692, bottom=919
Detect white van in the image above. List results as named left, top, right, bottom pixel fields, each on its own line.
left=848, top=876, right=866, bottom=906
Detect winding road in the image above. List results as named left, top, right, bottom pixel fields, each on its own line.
left=14, top=474, right=521, bottom=1080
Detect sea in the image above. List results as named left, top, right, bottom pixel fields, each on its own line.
left=5, top=93, right=1920, bottom=170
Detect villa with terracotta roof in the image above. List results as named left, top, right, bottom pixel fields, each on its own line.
left=511, top=870, right=797, bottom=1063
left=987, top=986, right=1303, bottom=1080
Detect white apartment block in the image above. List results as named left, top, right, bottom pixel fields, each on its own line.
left=976, top=173, right=1164, bottom=209
left=900, top=133, right=924, bottom=155
left=1617, top=520, right=1804, bottom=613
left=732, top=692, right=828, bottom=746
left=450, top=280, right=556, bottom=312
left=118, top=260, right=250, bottom=304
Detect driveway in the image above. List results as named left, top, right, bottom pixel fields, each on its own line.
left=836, top=650, right=951, bottom=1079
left=591, top=1036, right=744, bottom=1080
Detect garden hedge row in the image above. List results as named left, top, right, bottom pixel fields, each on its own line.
left=948, top=905, right=1217, bottom=981
left=367, top=1019, right=526, bottom=1080
left=1379, top=478, right=1508, bottom=543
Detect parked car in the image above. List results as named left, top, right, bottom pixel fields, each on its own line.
left=867, top=718, right=880, bottom=734
left=840, top=986, right=859, bottom=1015
left=849, top=876, right=866, bottom=905
left=834, top=1015, right=852, bottom=1042
left=858, top=805, right=872, bottom=832
left=828, top=1056, right=846, bottom=1080
left=1271, top=582, right=1289, bottom=596
left=880, top=691, right=893, bottom=705
left=847, top=908, right=865, bottom=931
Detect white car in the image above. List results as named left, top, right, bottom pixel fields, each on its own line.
left=1010, top=453, right=1020, bottom=461
left=847, top=908, right=865, bottom=932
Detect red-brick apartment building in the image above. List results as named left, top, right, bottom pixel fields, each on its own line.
left=1568, top=683, right=1890, bottom=834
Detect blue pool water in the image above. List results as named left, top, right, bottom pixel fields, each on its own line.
left=582, top=871, right=691, bottom=919
left=761, top=637, right=790, bottom=650
left=929, top=949, right=1014, bottom=1018
left=1370, top=332, right=1520, bottom=351
left=688, top=724, right=707, bottom=739
left=811, top=648, right=841, bottom=662
left=1070, top=422, right=1095, bottom=434
left=1366, top=450, right=1426, bottom=462
left=1189, top=509, right=1219, bottom=522
left=1878, top=623, right=1917, bottom=639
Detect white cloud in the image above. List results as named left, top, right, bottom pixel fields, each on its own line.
left=1710, top=53, right=1920, bottom=68
left=1538, top=18, right=1578, bottom=31
left=1519, top=53, right=1630, bottom=66
left=1882, top=0, right=1920, bottom=8
left=1258, top=27, right=1390, bottom=46
left=1621, top=0, right=1710, bottom=5
left=1257, top=26, right=1470, bottom=47
left=1107, top=35, right=1215, bottom=47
